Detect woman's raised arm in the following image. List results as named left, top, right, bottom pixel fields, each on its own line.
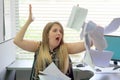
left=14, top=4, right=39, bottom=52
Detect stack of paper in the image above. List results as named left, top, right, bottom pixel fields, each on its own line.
left=67, top=5, right=120, bottom=71
left=82, top=21, right=113, bottom=69
left=38, top=62, right=71, bottom=80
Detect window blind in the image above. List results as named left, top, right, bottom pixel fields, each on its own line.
left=16, top=0, right=120, bottom=59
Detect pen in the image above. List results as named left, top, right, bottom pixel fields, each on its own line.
left=113, top=66, right=120, bottom=70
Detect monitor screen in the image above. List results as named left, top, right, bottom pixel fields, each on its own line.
left=104, top=35, right=120, bottom=61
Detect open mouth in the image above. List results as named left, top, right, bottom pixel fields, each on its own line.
left=56, top=37, right=60, bottom=41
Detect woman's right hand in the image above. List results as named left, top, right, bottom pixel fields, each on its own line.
left=28, top=4, right=34, bottom=23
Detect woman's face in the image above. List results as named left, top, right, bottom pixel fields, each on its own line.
left=48, top=24, right=63, bottom=51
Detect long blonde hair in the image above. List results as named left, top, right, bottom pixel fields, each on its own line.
left=35, top=22, right=69, bottom=76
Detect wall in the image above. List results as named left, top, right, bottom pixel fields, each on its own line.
left=0, top=39, right=16, bottom=80
left=0, top=0, right=4, bottom=43
left=0, top=0, right=17, bottom=79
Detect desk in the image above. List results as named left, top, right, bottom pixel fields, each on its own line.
left=90, top=73, right=120, bottom=80
left=90, top=65, right=120, bottom=80
left=73, top=63, right=120, bottom=80
left=6, top=60, right=33, bottom=80
left=6, top=60, right=33, bottom=70
left=6, top=60, right=120, bottom=80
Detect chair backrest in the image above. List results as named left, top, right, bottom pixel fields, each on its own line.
left=67, top=57, right=74, bottom=80
left=30, top=53, right=74, bottom=80
left=30, top=53, right=38, bottom=80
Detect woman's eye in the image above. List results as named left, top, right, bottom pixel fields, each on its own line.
left=60, top=30, right=63, bottom=34
left=53, top=29, right=57, bottom=32
left=52, top=29, right=62, bottom=34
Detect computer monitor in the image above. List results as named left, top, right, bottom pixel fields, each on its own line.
left=104, top=35, right=120, bottom=65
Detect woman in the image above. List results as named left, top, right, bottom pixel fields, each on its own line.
left=14, top=4, right=87, bottom=80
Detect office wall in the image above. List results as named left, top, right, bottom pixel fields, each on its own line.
left=0, top=0, right=4, bottom=43
left=0, top=39, right=16, bottom=80
left=0, top=0, right=17, bottom=79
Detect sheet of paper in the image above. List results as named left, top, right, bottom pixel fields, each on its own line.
left=84, top=22, right=112, bottom=68
left=67, top=5, right=88, bottom=31
left=83, top=33, right=95, bottom=69
left=90, top=49, right=113, bottom=67
left=104, top=18, right=120, bottom=35
left=38, top=62, right=71, bottom=80
left=82, top=21, right=107, bottom=51
left=83, top=51, right=95, bottom=69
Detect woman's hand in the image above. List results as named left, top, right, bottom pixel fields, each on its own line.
left=13, top=4, right=39, bottom=52
left=28, top=4, right=34, bottom=23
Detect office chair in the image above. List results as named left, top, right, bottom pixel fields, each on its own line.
left=73, top=68, right=94, bottom=80
left=30, top=51, right=94, bottom=80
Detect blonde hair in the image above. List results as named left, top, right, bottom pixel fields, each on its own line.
left=35, top=22, right=69, bottom=76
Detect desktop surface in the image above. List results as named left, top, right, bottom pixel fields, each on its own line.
left=6, top=59, right=33, bottom=70
left=90, top=73, right=120, bottom=80
left=73, top=61, right=120, bottom=80
left=6, top=59, right=120, bottom=80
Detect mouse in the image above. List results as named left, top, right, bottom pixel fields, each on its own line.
left=95, top=68, right=102, bottom=72
left=76, top=64, right=84, bottom=67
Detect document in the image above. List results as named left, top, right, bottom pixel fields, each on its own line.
left=38, top=62, right=71, bottom=80
left=81, top=21, right=107, bottom=51
left=90, top=49, right=113, bottom=67
left=83, top=34, right=95, bottom=69
left=104, top=18, right=120, bottom=35
left=83, top=50, right=95, bottom=69
left=83, top=49, right=113, bottom=70
left=82, top=21, right=113, bottom=69
left=67, top=5, right=88, bottom=31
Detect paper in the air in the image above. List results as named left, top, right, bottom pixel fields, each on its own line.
left=67, top=5, right=88, bottom=31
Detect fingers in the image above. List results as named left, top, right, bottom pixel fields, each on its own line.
left=28, top=4, right=34, bottom=22
left=29, top=4, right=32, bottom=15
